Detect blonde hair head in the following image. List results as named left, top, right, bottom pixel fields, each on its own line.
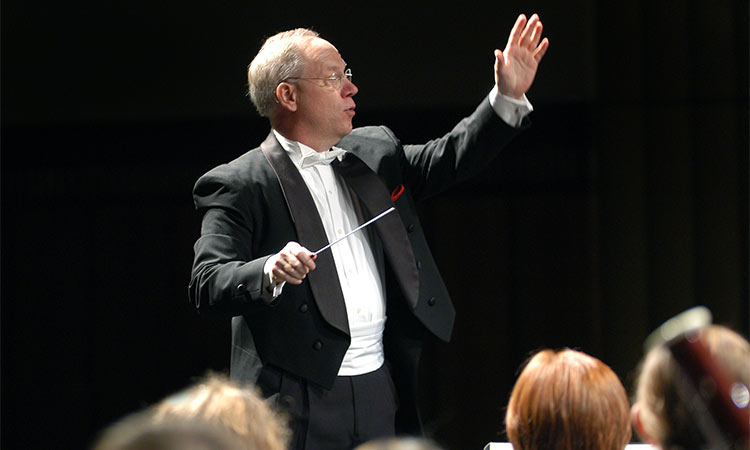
left=633, top=325, right=750, bottom=448
left=152, top=373, right=290, bottom=450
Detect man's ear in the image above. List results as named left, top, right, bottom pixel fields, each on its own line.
left=276, top=82, right=298, bottom=112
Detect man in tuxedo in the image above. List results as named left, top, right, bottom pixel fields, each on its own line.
left=189, top=14, right=548, bottom=450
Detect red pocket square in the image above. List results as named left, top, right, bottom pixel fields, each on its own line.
left=391, top=184, right=404, bottom=202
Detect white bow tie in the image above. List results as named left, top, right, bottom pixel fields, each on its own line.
left=299, top=148, right=346, bottom=169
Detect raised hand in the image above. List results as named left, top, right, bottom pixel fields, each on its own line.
left=494, top=13, right=549, bottom=99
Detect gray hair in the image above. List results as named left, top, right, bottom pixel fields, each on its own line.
left=247, top=28, right=319, bottom=118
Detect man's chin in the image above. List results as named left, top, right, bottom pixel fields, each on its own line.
left=340, top=123, right=354, bottom=137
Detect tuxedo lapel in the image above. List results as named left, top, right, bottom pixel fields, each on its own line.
left=260, top=133, right=350, bottom=336
left=333, top=154, right=420, bottom=310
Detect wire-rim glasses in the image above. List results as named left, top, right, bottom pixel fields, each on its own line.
left=283, top=68, right=352, bottom=90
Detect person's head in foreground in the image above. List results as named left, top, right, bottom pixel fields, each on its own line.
left=354, top=437, right=444, bottom=450
left=505, top=348, right=632, bottom=450
left=631, top=324, right=750, bottom=450
left=93, top=414, right=248, bottom=450
left=151, top=373, right=290, bottom=450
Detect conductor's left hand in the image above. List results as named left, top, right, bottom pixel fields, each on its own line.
left=494, top=13, right=549, bottom=99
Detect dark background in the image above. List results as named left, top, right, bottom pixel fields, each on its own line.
left=2, top=1, right=748, bottom=449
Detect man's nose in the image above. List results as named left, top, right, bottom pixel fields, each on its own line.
left=342, top=78, right=358, bottom=96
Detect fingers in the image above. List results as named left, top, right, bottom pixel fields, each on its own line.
left=527, top=17, right=543, bottom=49
left=510, top=13, right=546, bottom=53
left=533, top=37, right=549, bottom=62
left=494, top=49, right=504, bottom=68
left=518, top=14, right=536, bottom=48
left=270, top=242, right=316, bottom=285
left=507, top=13, right=527, bottom=49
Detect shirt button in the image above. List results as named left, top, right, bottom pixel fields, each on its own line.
left=428, top=297, right=437, bottom=306
left=313, top=340, right=323, bottom=351
left=337, top=228, right=343, bottom=235
left=299, top=303, right=309, bottom=313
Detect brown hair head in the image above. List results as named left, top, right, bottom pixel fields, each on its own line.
left=505, top=348, right=632, bottom=450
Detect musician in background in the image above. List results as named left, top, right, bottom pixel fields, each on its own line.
left=631, top=324, right=750, bottom=449
left=504, top=348, right=631, bottom=450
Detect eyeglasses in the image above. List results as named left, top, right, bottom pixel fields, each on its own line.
left=283, top=68, right=353, bottom=90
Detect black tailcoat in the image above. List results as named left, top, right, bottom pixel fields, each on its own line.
left=189, top=98, right=524, bottom=434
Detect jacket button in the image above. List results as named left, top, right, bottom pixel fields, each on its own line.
left=299, top=303, right=309, bottom=313
left=417, top=261, right=422, bottom=269
left=236, top=283, right=246, bottom=292
left=407, top=224, right=415, bottom=233
left=428, top=297, right=436, bottom=306
left=313, top=340, right=323, bottom=351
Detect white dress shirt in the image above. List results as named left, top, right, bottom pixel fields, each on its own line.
left=265, top=88, right=532, bottom=376
left=270, top=130, right=387, bottom=376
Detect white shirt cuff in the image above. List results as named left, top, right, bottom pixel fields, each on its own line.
left=488, top=85, right=533, bottom=128
left=263, top=256, right=285, bottom=298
